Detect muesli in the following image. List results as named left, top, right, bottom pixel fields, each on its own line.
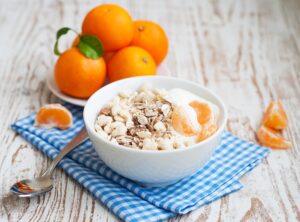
left=95, top=84, right=219, bottom=150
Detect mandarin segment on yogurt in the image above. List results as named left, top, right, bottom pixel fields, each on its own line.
left=171, top=105, right=200, bottom=136
left=94, top=84, right=219, bottom=150
left=189, top=101, right=214, bottom=125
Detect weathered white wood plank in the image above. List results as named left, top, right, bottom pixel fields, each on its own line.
left=0, top=0, right=299, bottom=221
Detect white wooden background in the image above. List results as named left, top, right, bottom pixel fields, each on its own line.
left=0, top=0, right=299, bottom=221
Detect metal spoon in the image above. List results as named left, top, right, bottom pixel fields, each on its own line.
left=10, top=128, right=89, bottom=197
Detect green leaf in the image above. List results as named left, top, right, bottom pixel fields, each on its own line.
left=54, top=27, right=78, bottom=56
left=77, top=35, right=103, bottom=59
left=56, top=27, right=72, bottom=40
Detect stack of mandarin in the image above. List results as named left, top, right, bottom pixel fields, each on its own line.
left=54, top=4, right=168, bottom=99
left=256, top=101, right=291, bottom=149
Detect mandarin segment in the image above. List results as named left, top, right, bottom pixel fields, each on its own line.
left=262, top=101, right=288, bottom=130
left=171, top=106, right=200, bottom=136
left=256, top=125, right=291, bottom=149
left=35, top=104, right=73, bottom=130
left=197, top=123, right=218, bottom=142
left=189, top=101, right=213, bottom=125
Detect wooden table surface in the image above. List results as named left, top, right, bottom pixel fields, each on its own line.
left=1, top=0, right=299, bottom=221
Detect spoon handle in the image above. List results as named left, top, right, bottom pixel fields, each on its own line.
left=42, top=127, right=89, bottom=177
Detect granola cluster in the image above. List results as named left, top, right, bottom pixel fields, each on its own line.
left=95, top=84, right=193, bottom=150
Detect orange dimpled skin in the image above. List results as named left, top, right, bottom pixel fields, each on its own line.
left=35, top=104, right=73, bottom=130
left=256, top=125, right=291, bottom=149
left=171, top=106, right=198, bottom=136
left=263, top=101, right=288, bottom=130
left=189, top=101, right=213, bottom=125
left=108, top=46, right=156, bottom=82
left=55, top=48, right=106, bottom=99
left=82, top=4, right=134, bottom=51
left=131, top=20, right=168, bottom=65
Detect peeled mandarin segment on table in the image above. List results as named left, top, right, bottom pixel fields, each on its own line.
left=35, top=104, right=73, bottom=130
left=171, top=105, right=200, bottom=136
left=262, top=100, right=288, bottom=130
left=256, top=125, right=291, bottom=149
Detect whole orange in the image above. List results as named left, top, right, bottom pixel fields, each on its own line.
left=82, top=4, right=134, bottom=51
left=72, top=35, right=80, bottom=47
left=131, top=20, right=168, bottom=65
left=108, top=46, right=156, bottom=82
left=55, top=48, right=106, bottom=98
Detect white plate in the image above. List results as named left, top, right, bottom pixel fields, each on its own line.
left=47, top=63, right=171, bottom=107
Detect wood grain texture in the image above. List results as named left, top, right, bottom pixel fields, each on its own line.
left=0, top=0, right=299, bottom=221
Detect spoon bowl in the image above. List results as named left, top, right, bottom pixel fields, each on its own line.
left=10, top=176, right=53, bottom=197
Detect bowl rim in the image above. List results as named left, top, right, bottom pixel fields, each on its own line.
left=83, top=76, right=228, bottom=154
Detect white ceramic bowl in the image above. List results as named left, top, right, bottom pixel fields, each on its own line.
left=84, top=76, right=227, bottom=187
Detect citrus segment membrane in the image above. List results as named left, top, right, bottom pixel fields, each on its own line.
left=256, top=125, right=291, bottom=149
left=171, top=105, right=201, bottom=136
left=197, top=123, right=218, bottom=142
left=189, top=100, right=214, bottom=125
left=263, top=100, right=288, bottom=130
left=35, top=104, right=73, bottom=130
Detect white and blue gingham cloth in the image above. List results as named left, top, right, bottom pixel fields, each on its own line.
left=11, top=104, right=270, bottom=222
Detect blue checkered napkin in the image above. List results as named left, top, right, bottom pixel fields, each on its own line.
left=11, top=104, right=270, bottom=222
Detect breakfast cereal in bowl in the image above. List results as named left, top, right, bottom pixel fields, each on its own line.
left=84, top=76, right=227, bottom=186
left=94, top=83, right=220, bottom=151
